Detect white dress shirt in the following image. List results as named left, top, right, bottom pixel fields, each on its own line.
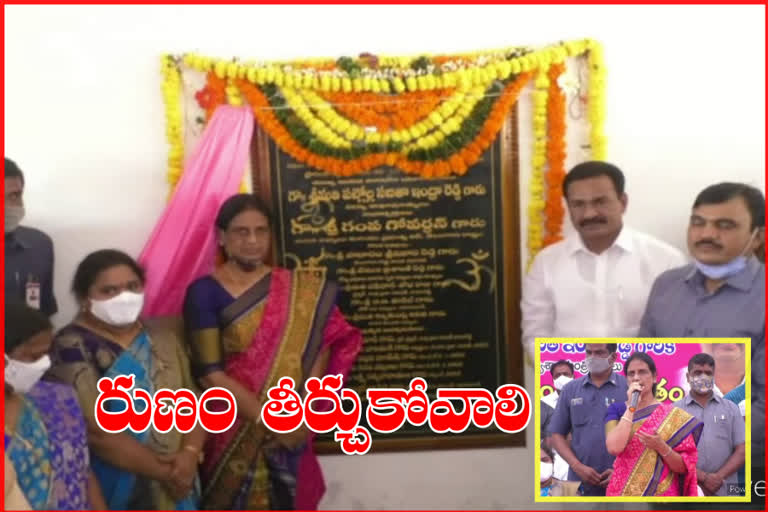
left=522, top=226, right=687, bottom=357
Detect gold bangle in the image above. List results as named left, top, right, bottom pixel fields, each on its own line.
left=661, top=446, right=673, bottom=457
left=620, top=416, right=632, bottom=424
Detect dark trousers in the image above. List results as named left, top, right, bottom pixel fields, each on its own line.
left=580, top=483, right=607, bottom=497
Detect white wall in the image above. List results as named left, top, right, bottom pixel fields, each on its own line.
left=5, top=5, right=765, bottom=510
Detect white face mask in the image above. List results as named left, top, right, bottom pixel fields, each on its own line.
left=90, top=291, right=144, bottom=326
left=5, top=354, right=51, bottom=393
left=553, top=375, right=573, bottom=391
left=540, top=461, right=554, bottom=483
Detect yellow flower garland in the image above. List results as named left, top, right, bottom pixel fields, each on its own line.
left=285, top=86, right=485, bottom=152
left=181, top=40, right=588, bottom=95
left=161, top=55, right=184, bottom=198
left=587, top=40, right=607, bottom=160
left=167, top=40, right=609, bottom=266
left=527, top=66, right=550, bottom=270
left=283, top=87, right=355, bottom=147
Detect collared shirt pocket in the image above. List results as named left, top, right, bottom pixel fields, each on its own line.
left=713, top=420, right=731, bottom=442
left=571, top=403, right=591, bottom=427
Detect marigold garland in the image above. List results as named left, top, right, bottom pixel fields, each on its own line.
left=161, top=55, right=184, bottom=196
left=235, top=73, right=530, bottom=178
left=543, top=62, right=567, bottom=247
left=194, top=73, right=226, bottom=122
left=587, top=40, right=606, bottom=160
left=527, top=66, right=549, bottom=269
left=318, top=90, right=454, bottom=133
left=164, top=38, right=608, bottom=265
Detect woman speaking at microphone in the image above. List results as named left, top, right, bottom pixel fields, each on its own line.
left=604, top=352, right=703, bottom=496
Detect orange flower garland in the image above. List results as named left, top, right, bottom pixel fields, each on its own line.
left=194, top=72, right=227, bottom=122
left=170, top=40, right=608, bottom=268
left=318, top=89, right=455, bottom=133
left=237, top=80, right=399, bottom=177
left=234, top=73, right=532, bottom=179
left=399, top=72, right=532, bottom=177
left=543, top=62, right=567, bottom=247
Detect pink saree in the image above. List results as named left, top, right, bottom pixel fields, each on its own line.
left=184, top=267, right=362, bottom=510
left=606, top=403, right=702, bottom=497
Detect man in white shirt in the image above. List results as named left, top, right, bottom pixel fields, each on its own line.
left=522, top=161, right=687, bottom=358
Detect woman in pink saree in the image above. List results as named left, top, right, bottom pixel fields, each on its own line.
left=182, top=194, right=362, bottom=510
left=605, top=352, right=703, bottom=497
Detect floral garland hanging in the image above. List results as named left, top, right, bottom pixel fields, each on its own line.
left=233, top=71, right=531, bottom=178
left=160, top=55, right=184, bottom=196
left=543, top=62, right=567, bottom=247
left=160, top=39, right=607, bottom=264
left=527, top=65, right=550, bottom=269
left=587, top=41, right=606, bottom=160
left=165, top=39, right=602, bottom=183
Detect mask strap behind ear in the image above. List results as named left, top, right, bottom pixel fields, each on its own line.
left=741, top=228, right=760, bottom=256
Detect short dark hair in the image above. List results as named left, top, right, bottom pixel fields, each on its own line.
left=72, top=249, right=145, bottom=300
left=586, top=343, right=618, bottom=354
left=5, top=301, right=52, bottom=354
left=5, top=158, right=24, bottom=186
left=215, top=194, right=273, bottom=231
left=693, top=182, right=765, bottom=230
left=624, top=351, right=658, bottom=396
left=541, top=443, right=555, bottom=461
left=688, top=353, right=715, bottom=372
left=562, top=161, right=625, bottom=199
left=549, top=359, right=575, bottom=377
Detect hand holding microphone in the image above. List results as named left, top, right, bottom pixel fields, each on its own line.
left=627, top=381, right=644, bottom=413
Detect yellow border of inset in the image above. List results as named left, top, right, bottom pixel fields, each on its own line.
left=534, top=337, right=751, bottom=502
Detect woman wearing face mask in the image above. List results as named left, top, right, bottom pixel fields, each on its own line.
left=47, top=250, right=206, bottom=510
left=4, top=301, right=106, bottom=510
left=183, top=194, right=363, bottom=510
left=540, top=446, right=557, bottom=496
left=604, top=352, right=703, bottom=496
left=540, top=445, right=578, bottom=497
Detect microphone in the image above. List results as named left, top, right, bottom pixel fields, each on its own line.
left=629, top=390, right=641, bottom=413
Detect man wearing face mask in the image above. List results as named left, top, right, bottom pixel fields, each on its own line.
left=4, top=158, right=58, bottom=316
left=541, top=360, right=575, bottom=482
left=673, top=353, right=745, bottom=497
left=548, top=344, right=628, bottom=496
left=639, top=182, right=764, bottom=507
left=522, top=162, right=686, bottom=360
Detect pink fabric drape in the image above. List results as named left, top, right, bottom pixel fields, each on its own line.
left=139, top=106, right=254, bottom=316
